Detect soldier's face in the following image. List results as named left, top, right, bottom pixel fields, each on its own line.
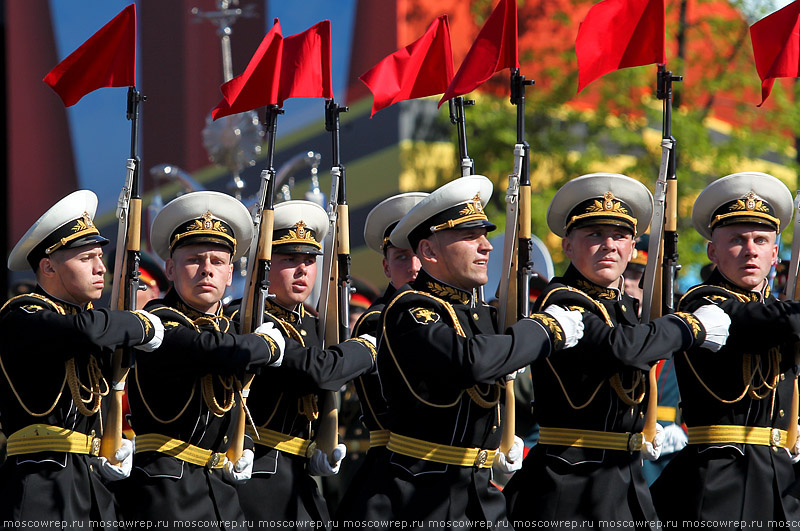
left=383, top=246, right=421, bottom=287
left=269, top=253, right=317, bottom=308
left=165, top=244, right=233, bottom=314
left=43, top=244, right=107, bottom=306
left=708, top=224, right=777, bottom=291
left=418, top=228, right=492, bottom=291
left=563, top=225, right=634, bottom=288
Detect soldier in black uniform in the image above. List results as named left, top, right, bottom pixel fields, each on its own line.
left=231, top=200, right=377, bottom=530
left=336, top=192, right=427, bottom=518
left=504, top=173, right=730, bottom=528
left=121, top=191, right=286, bottom=529
left=651, top=171, right=800, bottom=524
left=0, top=190, right=163, bottom=528
left=342, top=175, right=585, bottom=527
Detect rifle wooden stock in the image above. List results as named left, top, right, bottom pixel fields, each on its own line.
left=642, top=66, right=682, bottom=445
left=102, top=198, right=142, bottom=464
left=500, top=181, right=532, bottom=455
left=228, top=206, right=275, bottom=463
left=102, top=88, right=144, bottom=464
left=230, top=107, right=281, bottom=463
left=318, top=235, right=340, bottom=459
left=642, top=202, right=665, bottom=445
left=499, top=71, right=535, bottom=457
left=316, top=101, right=350, bottom=463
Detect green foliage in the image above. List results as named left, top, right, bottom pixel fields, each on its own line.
left=434, top=0, right=800, bottom=291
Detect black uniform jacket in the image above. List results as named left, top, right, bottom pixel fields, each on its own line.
left=228, top=296, right=376, bottom=528
left=342, top=268, right=565, bottom=527
left=349, top=283, right=395, bottom=434
left=505, top=264, right=704, bottom=528
left=121, top=289, right=280, bottom=529
left=652, top=269, right=800, bottom=524
left=335, top=283, right=395, bottom=520
left=0, top=286, right=155, bottom=527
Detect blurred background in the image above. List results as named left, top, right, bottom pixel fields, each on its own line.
left=3, top=0, right=799, bottom=302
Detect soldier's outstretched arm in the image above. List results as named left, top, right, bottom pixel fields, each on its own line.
left=382, top=294, right=573, bottom=388
left=136, top=310, right=282, bottom=376
left=579, top=310, right=707, bottom=374
left=279, top=337, right=376, bottom=392
left=0, top=302, right=159, bottom=360
left=682, top=294, right=800, bottom=353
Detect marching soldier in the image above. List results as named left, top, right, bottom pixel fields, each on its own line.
left=504, top=173, right=730, bottom=527
left=335, top=192, right=427, bottom=518
left=651, top=172, right=800, bottom=523
left=231, top=200, right=376, bottom=529
left=121, top=191, right=286, bottom=529
left=0, top=190, right=163, bottom=527
left=343, top=175, right=584, bottom=527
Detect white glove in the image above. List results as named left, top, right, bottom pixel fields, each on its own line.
left=504, top=367, right=526, bottom=382
left=90, top=438, right=133, bottom=481
left=641, top=423, right=665, bottom=461
left=255, top=322, right=285, bottom=367
left=133, top=310, right=164, bottom=352
left=223, top=449, right=254, bottom=484
left=692, top=304, right=731, bottom=352
left=660, top=423, right=688, bottom=455
left=789, top=427, right=800, bottom=464
left=359, top=334, right=377, bottom=347
left=308, top=444, right=346, bottom=476
left=543, top=305, right=584, bottom=349
left=493, top=435, right=524, bottom=474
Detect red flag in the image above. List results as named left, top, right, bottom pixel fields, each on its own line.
left=439, top=0, right=518, bottom=107
left=212, top=20, right=283, bottom=120
left=43, top=4, right=136, bottom=107
left=750, top=1, right=800, bottom=106
left=360, top=15, right=454, bottom=117
left=575, top=0, right=665, bottom=93
left=279, top=21, right=334, bottom=105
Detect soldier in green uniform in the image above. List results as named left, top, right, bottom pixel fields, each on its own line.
left=343, top=175, right=584, bottom=527
left=232, top=200, right=377, bottom=530
left=0, top=190, right=163, bottom=528
left=121, top=191, right=286, bottom=529
left=651, top=171, right=800, bottom=524
left=504, top=173, right=730, bottom=528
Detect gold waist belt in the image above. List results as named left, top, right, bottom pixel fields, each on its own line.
left=7, top=424, right=101, bottom=457
left=387, top=432, right=497, bottom=468
left=134, top=433, right=226, bottom=468
left=369, top=429, right=390, bottom=448
left=248, top=426, right=314, bottom=457
left=657, top=406, right=678, bottom=423
left=687, top=425, right=791, bottom=448
left=538, top=426, right=644, bottom=452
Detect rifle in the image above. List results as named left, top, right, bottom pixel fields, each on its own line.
left=782, top=191, right=800, bottom=449
left=783, top=192, right=800, bottom=300
left=640, top=65, right=681, bottom=443
left=229, top=104, right=283, bottom=462
left=316, top=99, right=351, bottom=461
left=102, top=87, right=145, bottom=464
left=496, top=69, right=535, bottom=455
left=448, top=97, right=475, bottom=177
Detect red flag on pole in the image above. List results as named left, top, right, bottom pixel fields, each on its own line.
left=43, top=4, right=137, bottom=107
left=439, top=0, right=518, bottom=107
left=212, top=20, right=283, bottom=120
left=575, top=0, right=665, bottom=93
left=750, top=0, right=800, bottom=106
left=278, top=21, right=334, bottom=105
left=360, top=15, right=454, bottom=117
